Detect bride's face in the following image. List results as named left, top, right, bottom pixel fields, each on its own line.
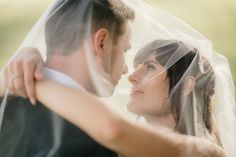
left=127, top=54, right=170, bottom=117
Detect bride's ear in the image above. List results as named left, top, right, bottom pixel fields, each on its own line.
left=93, top=28, right=110, bottom=57
left=183, top=76, right=196, bottom=96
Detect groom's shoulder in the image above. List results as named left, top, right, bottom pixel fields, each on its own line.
left=0, top=96, right=30, bottom=109
left=0, top=96, right=53, bottom=157
left=0, top=96, right=53, bottom=136
left=0, top=96, right=49, bottom=118
left=0, top=96, right=36, bottom=109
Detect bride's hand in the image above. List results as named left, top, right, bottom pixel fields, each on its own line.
left=2, top=47, right=45, bottom=104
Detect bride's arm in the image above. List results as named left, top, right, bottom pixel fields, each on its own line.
left=36, top=79, right=226, bottom=157
left=0, top=47, right=44, bottom=100
left=0, top=77, right=5, bottom=96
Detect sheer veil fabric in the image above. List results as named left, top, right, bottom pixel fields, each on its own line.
left=0, top=0, right=235, bottom=157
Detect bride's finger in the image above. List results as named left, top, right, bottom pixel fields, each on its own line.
left=2, top=66, right=16, bottom=95
left=23, top=60, right=36, bottom=105
left=14, top=61, right=27, bottom=98
left=3, top=66, right=9, bottom=89
left=7, top=62, right=15, bottom=92
left=34, top=62, right=44, bottom=81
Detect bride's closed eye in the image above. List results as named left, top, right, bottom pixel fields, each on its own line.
left=146, top=63, right=156, bottom=71
left=143, top=60, right=159, bottom=71
left=143, top=60, right=166, bottom=75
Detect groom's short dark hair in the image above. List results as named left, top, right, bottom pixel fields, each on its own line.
left=45, top=0, right=135, bottom=55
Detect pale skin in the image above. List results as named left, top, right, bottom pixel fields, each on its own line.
left=0, top=26, right=226, bottom=157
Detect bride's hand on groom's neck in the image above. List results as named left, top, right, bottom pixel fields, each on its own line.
left=1, top=47, right=45, bottom=104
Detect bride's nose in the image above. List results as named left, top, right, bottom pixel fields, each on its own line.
left=128, top=71, right=141, bottom=85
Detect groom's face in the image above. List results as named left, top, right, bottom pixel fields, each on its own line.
left=108, top=22, right=131, bottom=86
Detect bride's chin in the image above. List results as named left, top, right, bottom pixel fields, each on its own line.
left=126, top=100, right=139, bottom=114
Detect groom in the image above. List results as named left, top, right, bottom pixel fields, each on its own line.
left=0, top=0, right=133, bottom=157
left=1, top=1, right=226, bottom=157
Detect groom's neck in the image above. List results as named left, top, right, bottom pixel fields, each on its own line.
left=45, top=52, right=93, bottom=93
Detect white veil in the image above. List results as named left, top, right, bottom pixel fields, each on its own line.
left=0, top=0, right=235, bottom=157
left=115, top=1, right=236, bottom=156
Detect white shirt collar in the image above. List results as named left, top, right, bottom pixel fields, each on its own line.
left=43, top=67, right=86, bottom=91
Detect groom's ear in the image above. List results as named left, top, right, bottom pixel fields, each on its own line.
left=93, top=28, right=110, bottom=56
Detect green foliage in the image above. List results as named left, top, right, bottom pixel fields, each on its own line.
left=0, top=0, right=50, bottom=67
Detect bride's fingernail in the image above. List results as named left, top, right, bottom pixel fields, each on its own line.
left=30, top=98, right=36, bottom=105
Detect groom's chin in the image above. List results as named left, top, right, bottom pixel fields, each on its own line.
left=93, top=83, right=115, bottom=97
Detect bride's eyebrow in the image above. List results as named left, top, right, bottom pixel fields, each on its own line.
left=145, top=60, right=159, bottom=65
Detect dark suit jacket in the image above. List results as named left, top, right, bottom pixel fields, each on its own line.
left=0, top=96, right=117, bottom=157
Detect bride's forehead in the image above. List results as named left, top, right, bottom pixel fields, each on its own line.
left=133, top=52, right=156, bottom=66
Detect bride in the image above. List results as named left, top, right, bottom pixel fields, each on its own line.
left=1, top=0, right=235, bottom=157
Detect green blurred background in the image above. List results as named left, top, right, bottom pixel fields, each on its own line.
left=0, top=0, right=235, bottom=87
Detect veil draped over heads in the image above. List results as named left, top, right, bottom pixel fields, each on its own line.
left=0, top=0, right=235, bottom=157
left=125, top=1, right=236, bottom=156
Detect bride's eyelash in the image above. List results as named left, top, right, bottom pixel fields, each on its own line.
left=146, top=63, right=156, bottom=70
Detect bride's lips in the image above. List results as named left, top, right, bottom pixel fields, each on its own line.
left=130, top=88, right=144, bottom=96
